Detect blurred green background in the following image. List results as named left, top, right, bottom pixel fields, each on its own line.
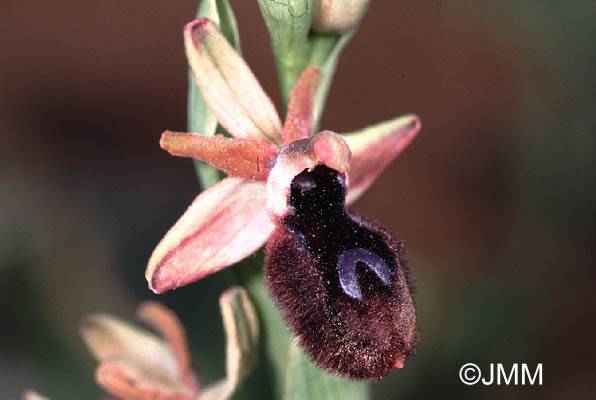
left=1, top=1, right=595, bottom=398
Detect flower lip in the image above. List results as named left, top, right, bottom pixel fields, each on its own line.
left=265, top=163, right=417, bottom=379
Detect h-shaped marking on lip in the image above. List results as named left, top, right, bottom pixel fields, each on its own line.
left=337, top=248, right=391, bottom=300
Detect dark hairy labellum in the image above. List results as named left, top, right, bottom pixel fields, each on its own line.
left=265, top=165, right=418, bottom=380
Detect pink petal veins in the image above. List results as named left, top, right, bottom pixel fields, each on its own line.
left=161, top=132, right=277, bottom=181
left=185, top=19, right=283, bottom=145
left=147, top=178, right=273, bottom=293
left=283, top=66, right=321, bottom=144
left=343, top=114, right=421, bottom=204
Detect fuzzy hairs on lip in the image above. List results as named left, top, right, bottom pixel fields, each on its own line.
left=264, top=165, right=418, bottom=380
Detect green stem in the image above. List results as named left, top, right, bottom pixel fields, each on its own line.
left=256, top=0, right=312, bottom=111
left=276, top=49, right=305, bottom=111
left=305, top=33, right=339, bottom=67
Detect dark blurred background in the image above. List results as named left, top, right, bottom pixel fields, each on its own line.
left=2, top=1, right=595, bottom=399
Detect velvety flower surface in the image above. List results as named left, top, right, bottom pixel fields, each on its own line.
left=265, top=164, right=417, bottom=379
left=146, top=18, right=421, bottom=295
left=79, top=288, right=258, bottom=400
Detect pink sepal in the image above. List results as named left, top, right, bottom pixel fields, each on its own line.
left=147, top=178, right=273, bottom=293
left=185, top=19, right=283, bottom=145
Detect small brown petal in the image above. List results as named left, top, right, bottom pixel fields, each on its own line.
left=282, top=67, right=321, bottom=144
left=161, top=132, right=278, bottom=180
left=343, top=114, right=421, bottom=204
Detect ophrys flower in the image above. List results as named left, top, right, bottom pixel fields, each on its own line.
left=80, top=288, right=257, bottom=400
left=147, top=18, right=420, bottom=380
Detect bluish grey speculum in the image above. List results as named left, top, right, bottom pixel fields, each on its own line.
left=337, top=249, right=391, bottom=300
left=287, top=165, right=395, bottom=300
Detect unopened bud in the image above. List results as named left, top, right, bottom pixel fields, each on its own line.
left=312, top=0, right=370, bottom=33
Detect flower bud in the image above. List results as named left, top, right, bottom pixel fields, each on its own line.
left=311, top=0, right=371, bottom=33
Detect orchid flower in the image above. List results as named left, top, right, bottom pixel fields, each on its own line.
left=145, top=15, right=421, bottom=380
left=146, top=18, right=421, bottom=296
left=79, top=288, right=258, bottom=400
